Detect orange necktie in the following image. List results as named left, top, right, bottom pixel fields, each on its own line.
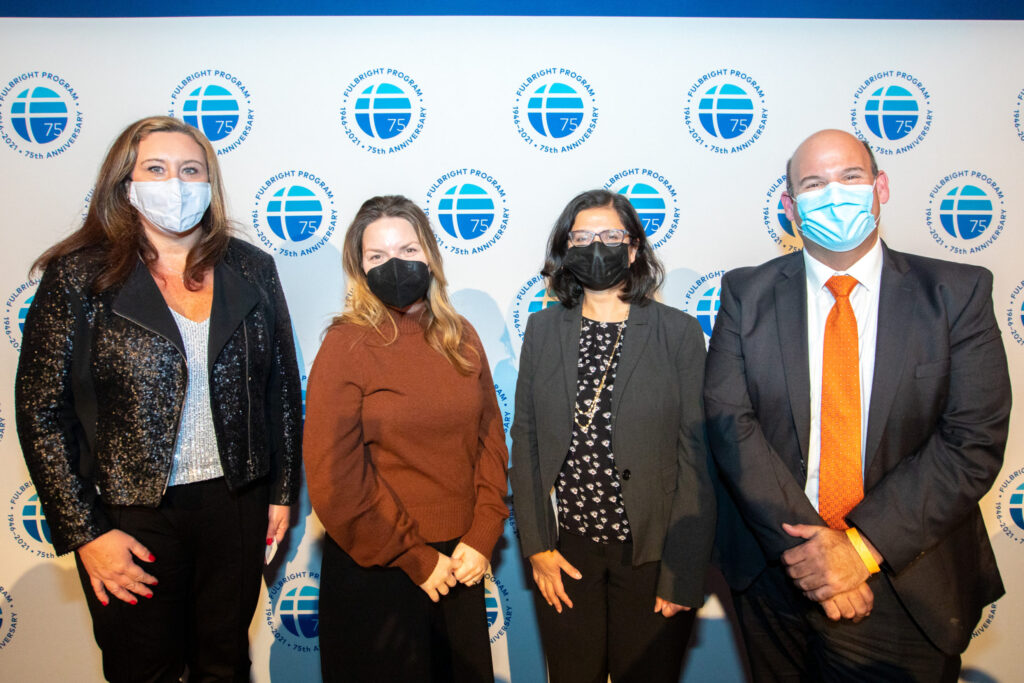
left=819, top=274, right=862, bottom=530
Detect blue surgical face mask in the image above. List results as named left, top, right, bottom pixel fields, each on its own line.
left=794, top=181, right=877, bottom=252
left=129, top=178, right=211, bottom=234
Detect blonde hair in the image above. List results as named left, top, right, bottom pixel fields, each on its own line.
left=335, top=195, right=477, bottom=375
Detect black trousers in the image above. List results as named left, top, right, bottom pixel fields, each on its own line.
left=733, top=563, right=961, bottom=683
left=532, top=531, right=697, bottom=683
left=319, top=535, right=494, bottom=683
left=76, top=477, right=269, bottom=683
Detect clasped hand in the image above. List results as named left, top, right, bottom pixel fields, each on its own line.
left=781, top=523, right=874, bottom=622
left=418, top=542, right=489, bottom=602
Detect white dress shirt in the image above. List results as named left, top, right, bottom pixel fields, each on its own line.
left=803, top=238, right=883, bottom=511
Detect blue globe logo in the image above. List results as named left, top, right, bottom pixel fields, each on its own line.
left=10, top=87, right=68, bottom=144
left=939, top=185, right=992, bottom=240
left=355, top=83, right=411, bottom=139
left=1019, top=299, right=1024, bottom=329
left=279, top=585, right=319, bottom=638
left=695, top=286, right=721, bottom=337
left=777, top=199, right=794, bottom=237
left=527, top=83, right=584, bottom=139
left=182, top=85, right=239, bottom=142
left=1010, top=482, right=1024, bottom=532
left=698, top=84, right=753, bottom=139
left=865, top=85, right=919, bottom=141
left=485, top=585, right=500, bottom=628
left=18, top=295, right=34, bottom=333
left=266, top=186, right=323, bottom=243
left=438, top=184, right=494, bottom=240
left=21, top=493, right=51, bottom=545
left=528, top=288, right=560, bottom=313
left=617, top=183, right=665, bottom=238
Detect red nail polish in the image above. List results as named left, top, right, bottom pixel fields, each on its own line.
left=145, top=594, right=153, bottom=599
left=266, top=538, right=273, bottom=546
left=148, top=554, right=156, bottom=562
left=151, top=580, right=158, bottom=586
left=101, top=600, right=109, bottom=607
left=130, top=599, right=138, bottom=606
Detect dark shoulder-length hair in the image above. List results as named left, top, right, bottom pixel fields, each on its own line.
left=541, top=189, right=664, bottom=308
left=32, top=115, right=231, bottom=292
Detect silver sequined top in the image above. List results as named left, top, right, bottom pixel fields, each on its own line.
left=167, top=309, right=224, bottom=486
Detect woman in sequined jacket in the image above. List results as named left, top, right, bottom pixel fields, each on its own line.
left=15, top=116, right=303, bottom=683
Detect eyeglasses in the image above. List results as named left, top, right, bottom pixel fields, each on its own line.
left=568, top=229, right=628, bottom=247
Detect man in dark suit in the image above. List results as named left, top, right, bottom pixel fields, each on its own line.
left=704, top=129, right=1010, bottom=681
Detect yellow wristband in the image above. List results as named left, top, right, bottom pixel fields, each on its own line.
left=846, top=527, right=881, bottom=574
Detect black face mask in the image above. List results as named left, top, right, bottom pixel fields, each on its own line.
left=365, top=258, right=431, bottom=309
left=562, top=242, right=630, bottom=291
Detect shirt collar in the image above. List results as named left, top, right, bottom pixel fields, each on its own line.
left=803, top=237, right=883, bottom=295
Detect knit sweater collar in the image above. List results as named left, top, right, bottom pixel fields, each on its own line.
left=387, top=303, right=429, bottom=334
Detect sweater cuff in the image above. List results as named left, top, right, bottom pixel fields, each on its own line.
left=392, top=543, right=440, bottom=585
left=459, top=515, right=507, bottom=562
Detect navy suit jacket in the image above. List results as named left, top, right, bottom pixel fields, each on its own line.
left=704, top=242, right=1009, bottom=655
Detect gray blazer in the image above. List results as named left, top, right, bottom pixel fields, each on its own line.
left=509, top=299, right=715, bottom=607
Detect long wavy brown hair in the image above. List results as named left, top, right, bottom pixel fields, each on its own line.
left=335, top=195, right=477, bottom=375
left=33, top=115, right=231, bottom=291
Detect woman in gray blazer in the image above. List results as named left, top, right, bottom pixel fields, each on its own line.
left=509, top=189, right=715, bottom=683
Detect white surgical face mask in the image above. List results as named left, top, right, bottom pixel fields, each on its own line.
left=129, top=178, right=212, bottom=234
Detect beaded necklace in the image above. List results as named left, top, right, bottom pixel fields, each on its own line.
left=573, top=319, right=626, bottom=432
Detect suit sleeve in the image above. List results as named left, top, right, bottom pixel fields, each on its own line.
left=703, top=273, right=823, bottom=560
left=15, top=260, right=111, bottom=555
left=508, top=313, right=554, bottom=558
left=303, top=327, right=438, bottom=584
left=656, top=315, right=716, bottom=607
left=846, top=268, right=1011, bottom=573
left=457, top=325, right=510, bottom=561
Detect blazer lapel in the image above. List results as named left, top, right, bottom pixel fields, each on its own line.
left=775, top=258, right=811, bottom=468
left=864, top=246, right=914, bottom=474
left=611, top=302, right=651, bottom=419
left=207, top=259, right=260, bottom=373
left=112, top=260, right=184, bottom=357
left=559, top=305, right=583, bottom=422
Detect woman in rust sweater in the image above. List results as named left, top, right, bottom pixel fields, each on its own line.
left=304, top=195, right=509, bottom=682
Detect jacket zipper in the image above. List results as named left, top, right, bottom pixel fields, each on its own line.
left=243, top=319, right=253, bottom=463
left=114, top=310, right=187, bottom=497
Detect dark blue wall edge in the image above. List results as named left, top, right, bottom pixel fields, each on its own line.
left=3, top=0, right=1024, bottom=20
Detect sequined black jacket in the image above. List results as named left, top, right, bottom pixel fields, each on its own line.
left=15, top=238, right=303, bottom=556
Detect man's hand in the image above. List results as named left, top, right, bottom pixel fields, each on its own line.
left=819, top=582, right=874, bottom=622
left=781, top=523, right=875, bottom=601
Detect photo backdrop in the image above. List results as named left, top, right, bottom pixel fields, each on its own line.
left=1, top=6, right=1022, bottom=682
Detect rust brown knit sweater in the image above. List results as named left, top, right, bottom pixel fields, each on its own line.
left=304, top=308, right=509, bottom=585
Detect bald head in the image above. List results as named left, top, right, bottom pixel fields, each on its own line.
left=785, top=129, right=879, bottom=196
left=779, top=128, right=890, bottom=268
